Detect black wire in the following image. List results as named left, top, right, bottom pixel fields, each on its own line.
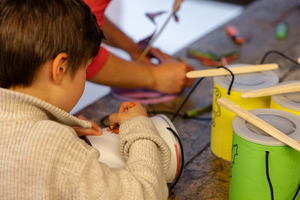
left=265, top=151, right=274, bottom=200
left=293, top=184, right=300, bottom=200
left=217, top=66, right=235, bottom=95
left=171, top=77, right=205, bottom=122
left=260, top=50, right=299, bottom=65
left=167, top=127, right=184, bottom=191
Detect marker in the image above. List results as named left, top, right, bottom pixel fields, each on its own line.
left=226, top=26, right=244, bottom=45
left=276, top=22, right=288, bottom=40
left=184, top=104, right=212, bottom=118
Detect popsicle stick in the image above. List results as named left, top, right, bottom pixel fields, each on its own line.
left=298, top=57, right=300, bottom=64
left=186, top=63, right=278, bottom=78
left=217, top=97, right=300, bottom=151
left=137, top=2, right=181, bottom=62
left=241, top=81, right=300, bottom=99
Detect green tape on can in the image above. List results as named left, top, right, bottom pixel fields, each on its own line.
left=229, top=109, right=300, bottom=200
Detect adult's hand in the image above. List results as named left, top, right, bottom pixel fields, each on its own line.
left=151, top=60, right=195, bottom=94
left=173, top=0, right=184, bottom=13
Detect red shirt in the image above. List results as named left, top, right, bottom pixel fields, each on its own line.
left=84, top=0, right=111, bottom=79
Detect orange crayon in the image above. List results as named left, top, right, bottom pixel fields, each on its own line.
left=107, top=102, right=136, bottom=134
left=226, top=26, right=243, bottom=45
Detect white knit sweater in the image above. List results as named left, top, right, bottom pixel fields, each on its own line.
left=0, top=88, right=171, bottom=200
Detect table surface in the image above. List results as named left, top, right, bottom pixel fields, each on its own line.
left=75, top=0, right=300, bottom=199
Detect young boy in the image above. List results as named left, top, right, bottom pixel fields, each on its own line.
left=0, top=0, right=171, bottom=199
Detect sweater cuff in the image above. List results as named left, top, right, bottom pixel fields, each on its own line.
left=119, top=116, right=171, bottom=174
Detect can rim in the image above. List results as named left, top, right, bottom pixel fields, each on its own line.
left=232, top=108, right=300, bottom=146
left=272, top=81, right=300, bottom=111
left=214, top=64, right=279, bottom=93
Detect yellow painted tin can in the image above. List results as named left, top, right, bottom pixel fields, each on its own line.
left=211, top=64, right=279, bottom=161
left=270, top=81, right=300, bottom=116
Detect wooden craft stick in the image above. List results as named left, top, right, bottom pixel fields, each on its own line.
left=137, top=3, right=181, bottom=62
left=298, top=57, right=300, bottom=64
left=186, top=63, right=278, bottom=78
left=217, top=97, right=300, bottom=151
left=241, top=81, right=300, bottom=99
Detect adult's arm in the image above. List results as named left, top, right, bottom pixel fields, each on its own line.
left=102, top=16, right=172, bottom=65
left=87, top=52, right=192, bottom=94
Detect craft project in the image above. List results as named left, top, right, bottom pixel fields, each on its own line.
left=229, top=108, right=300, bottom=199
left=241, top=80, right=300, bottom=98
left=210, top=64, right=279, bottom=161
left=217, top=97, right=300, bottom=151
left=269, top=81, right=300, bottom=116
left=85, top=115, right=183, bottom=184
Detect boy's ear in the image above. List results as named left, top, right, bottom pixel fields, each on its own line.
left=52, top=53, right=68, bottom=85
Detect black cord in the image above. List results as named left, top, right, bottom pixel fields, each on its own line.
left=167, top=127, right=184, bottom=191
left=293, top=184, right=300, bottom=200
left=217, top=66, right=235, bottom=95
left=265, top=151, right=274, bottom=200
left=260, top=50, right=299, bottom=65
left=171, top=77, right=205, bottom=122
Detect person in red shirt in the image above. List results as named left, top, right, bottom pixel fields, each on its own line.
left=85, top=0, right=194, bottom=94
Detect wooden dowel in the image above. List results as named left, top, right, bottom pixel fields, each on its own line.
left=137, top=2, right=181, bottom=62
left=217, top=97, right=300, bottom=151
left=241, top=81, right=300, bottom=98
left=186, top=63, right=278, bottom=78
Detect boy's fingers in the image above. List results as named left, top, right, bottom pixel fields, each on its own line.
left=108, top=113, right=119, bottom=126
left=74, top=115, right=102, bottom=136
left=77, top=115, right=102, bottom=133
left=73, top=127, right=102, bottom=137
left=90, top=120, right=102, bottom=133
left=78, top=115, right=87, bottom=120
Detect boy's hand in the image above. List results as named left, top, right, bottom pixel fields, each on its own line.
left=109, top=102, right=147, bottom=126
left=73, top=115, right=102, bottom=137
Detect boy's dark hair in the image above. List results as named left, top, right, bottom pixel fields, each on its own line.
left=0, top=0, right=104, bottom=88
